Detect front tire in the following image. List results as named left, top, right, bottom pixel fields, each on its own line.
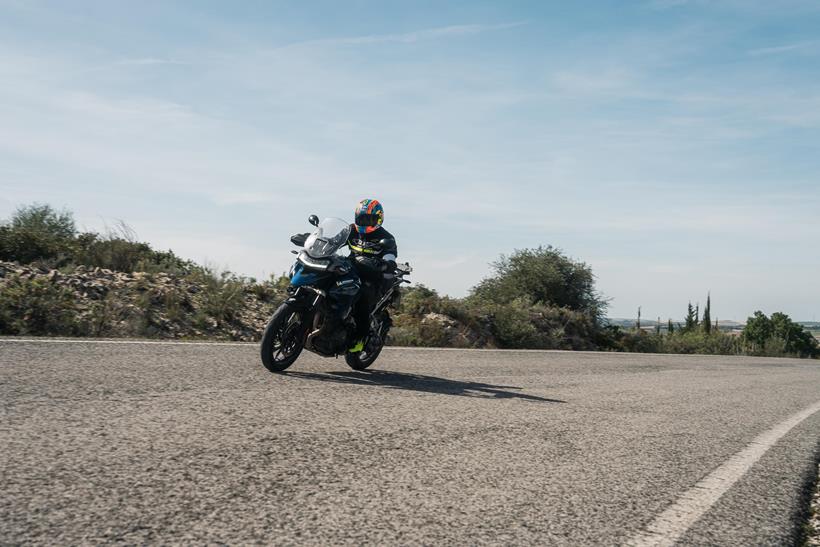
left=260, top=304, right=305, bottom=372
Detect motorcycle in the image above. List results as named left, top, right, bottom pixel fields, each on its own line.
left=260, top=214, right=412, bottom=373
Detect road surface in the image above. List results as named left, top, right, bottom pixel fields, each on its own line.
left=2, top=339, right=819, bottom=545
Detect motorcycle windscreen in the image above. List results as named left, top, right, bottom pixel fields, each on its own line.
left=304, top=217, right=351, bottom=258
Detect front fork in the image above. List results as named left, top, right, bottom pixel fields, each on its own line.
left=286, top=286, right=326, bottom=310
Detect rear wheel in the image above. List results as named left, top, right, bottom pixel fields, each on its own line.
left=260, top=304, right=305, bottom=372
left=345, top=314, right=389, bottom=370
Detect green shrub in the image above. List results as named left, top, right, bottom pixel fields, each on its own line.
left=606, top=328, right=743, bottom=355
left=390, top=316, right=450, bottom=347
left=662, top=331, right=741, bottom=355
left=398, top=285, right=445, bottom=316
left=484, top=298, right=602, bottom=350
left=742, top=311, right=819, bottom=358
left=612, top=330, right=665, bottom=353
left=82, top=294, right=135, bottom=337
left=0, top=275, right=79, bottom=335
left=73, top=228, right=201, bottom=275
left=489, top=297, right=540, bottom=348
left=0, top=204, right=77, bottom=266
left=469, top=246, right=607, bottom=321
left=0, top=204, right=201, bottom=275
left=390, top=284, right=493, bottom=348
left=188, top=269, right=246, bottom=327
left=248, top=275, right=290, bottom=305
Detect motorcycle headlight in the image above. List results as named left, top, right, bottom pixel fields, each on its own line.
left=297, top=251, right=330, bottom=270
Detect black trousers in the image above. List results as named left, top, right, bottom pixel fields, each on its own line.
left=351, top=280, right=375, bottom=338
left=326, top=267, right=361, bottom=321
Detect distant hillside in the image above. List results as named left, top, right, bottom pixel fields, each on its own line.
left=606, top=318, right=744, bottom=329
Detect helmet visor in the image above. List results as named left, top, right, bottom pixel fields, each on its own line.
left=355, top=213, right=381, bottom=227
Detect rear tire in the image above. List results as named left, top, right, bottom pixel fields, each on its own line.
left=345, top=314, right=388, bottom=370
left=260, top=304, right=305, bottom=372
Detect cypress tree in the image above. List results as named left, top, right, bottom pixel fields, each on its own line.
left=703, top=293, right=712, bottom=334
left=685, top=302, right=696, bottom=331
left=668, top=319, right=674, bottom=334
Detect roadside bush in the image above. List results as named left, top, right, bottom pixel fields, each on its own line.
left=0, top=204, right=77, bottom=266
left=0, top=274, right=79, bottom=335
left=485, top=298, right=601, bottom=350
left=391, top=285, right=493, bottom=348
left=0, top=204, right=201, bottom=275
left=73, top=226, right=201, bottom=275
left=489, top=297, right=540, bottom=348
left=189, top=269, right=246, bottom=327
left=390, top=315, right=451, bottom=347
left=612, top=330, right=665, bottom=353
left=661, top=331, right=741, bottom=355
left=248, top=275, right=290, bottom=305
left=398, top=285, right=447, bottom=315
left=742, top=311, right=819, bottom=358
left=82, top=294, right=133, bottom=337
left=606, top=329, right=742, bottom=355
left=469, top=246, right=607, bottom=321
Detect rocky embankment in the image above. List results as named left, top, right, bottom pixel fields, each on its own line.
left=0, top=261, right=490, bottom=346
left=0, top=261, right=278, bottom=341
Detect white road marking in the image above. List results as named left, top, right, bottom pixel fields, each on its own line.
left=627, top=400, right=820, bottom=547
left=0, top=338, right=250, bottom=347
left=0, top=337, right=560, bottom=352
left=0, top=338, right=798, bottom=359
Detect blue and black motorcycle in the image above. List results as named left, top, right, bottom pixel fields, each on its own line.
left=260, top=215, right=411, bottom=372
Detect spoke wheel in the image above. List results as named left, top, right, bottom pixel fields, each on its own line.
left=261, top=304, right=305, bottom=372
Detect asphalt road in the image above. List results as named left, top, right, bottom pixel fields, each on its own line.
left=2, top=339, right=819, bottom=546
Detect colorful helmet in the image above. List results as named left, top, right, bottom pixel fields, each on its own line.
left=354, top=199, right=384, bottom=234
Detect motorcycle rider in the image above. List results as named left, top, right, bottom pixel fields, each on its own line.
left=316, top=198, right=396, bottom=355
left=347, top=199, right=398, bottom=352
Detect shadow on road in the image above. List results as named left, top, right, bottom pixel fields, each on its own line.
left=284, top=369, right=566, bottom=403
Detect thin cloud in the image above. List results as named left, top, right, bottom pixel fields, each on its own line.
left=277, top=22, right=527, bottom=50
left=646, top=0, right=693, bottom=9
left=79, top=57, right=188, bottom=74
left=748, top=41, right=817, bottom=56
left=115, top=57, right=187, bottom=66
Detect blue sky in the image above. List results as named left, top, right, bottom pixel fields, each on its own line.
left=1, top=0, right=819, bottom=320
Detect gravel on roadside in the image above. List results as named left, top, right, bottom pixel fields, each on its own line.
left=806, top=464, right=820, bottom=546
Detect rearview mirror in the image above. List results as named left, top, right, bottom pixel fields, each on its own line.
left=308, top=214, right=319, bottom=226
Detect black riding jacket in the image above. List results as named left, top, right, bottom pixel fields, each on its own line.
left=347, top=225, right=398, bottom=281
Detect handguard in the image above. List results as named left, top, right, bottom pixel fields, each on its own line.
left=290, top=233, right=309, bottom=247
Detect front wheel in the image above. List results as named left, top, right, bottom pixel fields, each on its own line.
left=260, top=304, right=305, bottom=372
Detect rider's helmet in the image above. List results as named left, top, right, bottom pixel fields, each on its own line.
left=354, top=199, right=384, bottom=235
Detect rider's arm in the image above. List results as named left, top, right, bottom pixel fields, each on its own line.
left=379, top=237, right=398, bottom=272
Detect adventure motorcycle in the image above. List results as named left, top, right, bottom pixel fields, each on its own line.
left=260, top=215, right=412, bottom=372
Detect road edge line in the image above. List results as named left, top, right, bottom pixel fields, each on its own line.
left=0, top=338, right=814, bottom=362
left=627, top=400, right=820, bottom=547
